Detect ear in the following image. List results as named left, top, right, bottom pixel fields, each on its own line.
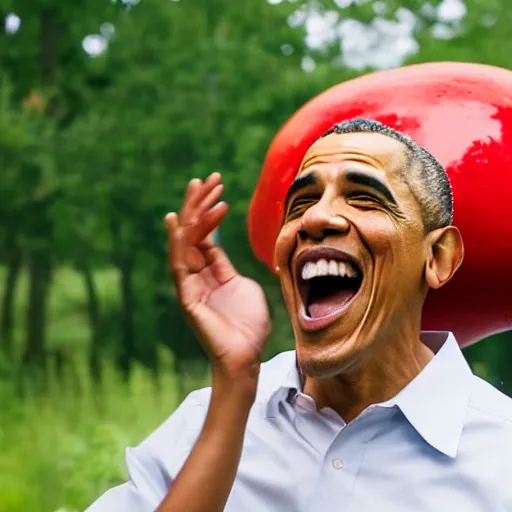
left=425, top=226, right=464, bottom=290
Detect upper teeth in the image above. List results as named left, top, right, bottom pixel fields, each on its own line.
left=301, top=259, right=358, bottom=280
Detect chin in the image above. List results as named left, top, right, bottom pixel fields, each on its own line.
left=296, top=336, right=364, bottom=379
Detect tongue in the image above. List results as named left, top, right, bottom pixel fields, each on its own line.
left=308, top=289, right=355, bottom=319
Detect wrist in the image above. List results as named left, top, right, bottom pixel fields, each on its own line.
left=211, top=365, right=259, bottom=404
left=212, top=357, right=260, bottom=385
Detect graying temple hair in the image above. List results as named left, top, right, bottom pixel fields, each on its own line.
left=322, top=118, right=453, bottom=230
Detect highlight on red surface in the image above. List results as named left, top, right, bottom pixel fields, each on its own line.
left=248, top=62, right=512, bottom=346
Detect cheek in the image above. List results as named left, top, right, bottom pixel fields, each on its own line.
left=355, top=215, right=400, bottom=253
left=274, top=222, right=299, bottom=268
left=275, top=224, right=300, bottom=313
left=356, top=215, right=424, bottom=267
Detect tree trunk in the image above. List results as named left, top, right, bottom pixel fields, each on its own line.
left=22, top=252, right=52, bottom=372
left=18, top=5, right=59, bottom=386
left=110, top=214, right=136, bottom=381
left=78, top=255, right=103, bottom=385
left=0, top=246, right=22, bottom=358
left=118, top=254, right=135, bottom=380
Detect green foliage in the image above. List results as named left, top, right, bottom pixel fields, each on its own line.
left=0, top=356, right=189, bottom=512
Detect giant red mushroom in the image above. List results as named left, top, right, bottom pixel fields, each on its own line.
left=248, top=62, right=512, bottom=347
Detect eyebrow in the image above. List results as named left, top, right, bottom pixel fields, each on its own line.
left=284, top=172, right=318, bottom=209
left=345, top=170, right=397, bottom=205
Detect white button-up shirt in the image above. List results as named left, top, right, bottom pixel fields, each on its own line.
left=87, top=332, right=512, bottom=511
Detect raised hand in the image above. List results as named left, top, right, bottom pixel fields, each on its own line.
left=165, top=173, right=271, bottom=379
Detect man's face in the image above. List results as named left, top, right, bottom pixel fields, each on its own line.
left=274, top=132, right=430, bottom=378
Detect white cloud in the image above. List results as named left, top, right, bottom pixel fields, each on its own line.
left=372, top=1, right=387, bottom=16
left=82, top=35, right=108, bottom=57
left=5, top=13, right=20, bottom=34
left=288, top=8, right=307, bottom=28
left=337, top=7, right=419, bottom=70
left=334, top=0, right=353, bottom=7
left=437, top=0, right=466, bottom=23
left=289, top=0, right=467, bottom=72
left=301, top=56, right=316, bottom=72
left=431, top=22, right=456, bottom=39
left=305, top=10, right=339, bottom=50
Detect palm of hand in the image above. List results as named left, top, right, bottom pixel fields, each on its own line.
left=207, top=275, right=270, bottom=359
left=167, top=173, right=271, bottom=373
left=180, top=243, right=270, bottom=367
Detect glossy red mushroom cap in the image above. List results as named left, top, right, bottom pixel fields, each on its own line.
left=248, top=62, right=512, bottom=346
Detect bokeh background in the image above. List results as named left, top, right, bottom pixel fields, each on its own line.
left=1, top=0, right=511, bottom=510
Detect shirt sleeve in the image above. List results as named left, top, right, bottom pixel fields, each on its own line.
left=85, top=389, right=210, bottom=512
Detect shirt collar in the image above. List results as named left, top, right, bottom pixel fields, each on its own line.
left=264, top=352, right=301, bottom=419
left=384, top=331, right=473, bottom=458
left=264, top=332, right=473, bottom=459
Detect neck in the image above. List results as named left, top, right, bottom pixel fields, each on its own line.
left=302, top=331, right=434, bottom=423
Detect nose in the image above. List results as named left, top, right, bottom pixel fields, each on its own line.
left=298, top=200, right=350, bottom=242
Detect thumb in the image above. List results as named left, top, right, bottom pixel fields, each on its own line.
left=203, top=244, right=238, bottom=285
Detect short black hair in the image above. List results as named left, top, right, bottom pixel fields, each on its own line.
left=322, top=118, right=453, bottom=230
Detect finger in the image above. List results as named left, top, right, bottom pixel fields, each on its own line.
left=180, top=178, right=202, bottom=223
left=196, top=184, right=224, bottom=219
left=203, top=171, right=222, bottom=188
left=165, top=212, right=189, bottom=283
left=181, top=173, right=222, bottom=224
left=203, top=245, right=238, bottom=285
left=190, top=202, right=229, bottom=246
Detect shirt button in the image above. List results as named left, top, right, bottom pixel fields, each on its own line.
left=332, top=458, right=344, bottom=470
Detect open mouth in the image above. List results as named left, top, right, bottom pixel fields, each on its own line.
left=295, top=248, right=363, bottom=329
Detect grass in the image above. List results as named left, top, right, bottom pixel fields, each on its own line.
left=0, top=362, right=184, bottom=512
left=0, top=266, right=208, bottom=512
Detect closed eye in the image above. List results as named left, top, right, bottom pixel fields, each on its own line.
left=347, top=193, right=383, bottom=208
left=286, top=195, right=318, bottom=220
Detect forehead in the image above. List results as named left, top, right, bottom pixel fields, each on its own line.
left=298, top=131, right=408, bottom=179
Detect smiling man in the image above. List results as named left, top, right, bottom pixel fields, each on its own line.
left=87, top=119, right=512, bottom=512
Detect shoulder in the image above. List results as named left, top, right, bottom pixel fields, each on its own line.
left=155, top=349, right=296, bottom=416
left=133, top=388, right=211, bottom=468
left=134, top=351, right=295, bottom=458
left=175, top=350, right=296, bottom=408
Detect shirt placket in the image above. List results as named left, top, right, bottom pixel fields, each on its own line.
left=304, top=406, right=394, bottom=512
